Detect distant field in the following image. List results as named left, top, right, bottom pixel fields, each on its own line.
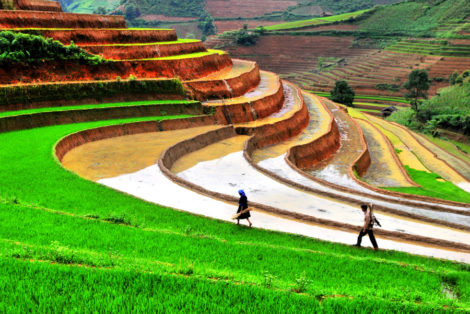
left=264, top=9, right=370, bottom=31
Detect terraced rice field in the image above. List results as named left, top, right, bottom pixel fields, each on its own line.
left=356, top=118, right=415, bottom=188
left=2, top=2, right=470, bottom=311
left=386, top=39, right=470, bottom=57
left=368, top=116, right=469, bottom=192
left=264, top=9, right=370, bottom=31
left=205, top=0, right=298, bottom=18
left=252, top=92, right=328, bottom=162
left=207, top=35, right=453, bottom=97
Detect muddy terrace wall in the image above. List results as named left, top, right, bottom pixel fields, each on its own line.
left=16, top=0, right=62, bottom=12
left=0, top=79, right=186, bottom=112
left=239, top=85, right=309, bottom=148
left=185, top=61, right=260, bottom=100
left=0, top=11, right=126, bottom=28
left=212, top=75, right=284, bottom=124
left=351, top=119, right=371, bottom=177
left=55, top=115, right=216, bottom=162
left=82, top=41, right=206, bottom=60
left=287, top=98, right=340, bottom=169
left=160, top=126, right=236, bottom=171
left=0, top=53, right=232, bottom=84
left=157, top=124, right=470, bottom=251
left=27, top=29, right=178, bottom=45
left=0, top=102, right=204, bottom=133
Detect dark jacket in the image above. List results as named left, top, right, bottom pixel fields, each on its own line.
left=237, top=195, right=251, bottom=219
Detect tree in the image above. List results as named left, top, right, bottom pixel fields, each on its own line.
left=403, top=69, right=430, bottom=113
left=330, top=80, right=355, bottom=107
left=197, top=11, right=217, bottom=36
left=235, top=24, right=259, bottom=46
left=93, top=6, right=107, bottom=15
left=124, top=4, right=139, bottom=20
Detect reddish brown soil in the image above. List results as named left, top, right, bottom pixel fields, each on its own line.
left=215, top=20, right=283, bottom=33
left=16, top=0, right=62, bottom=12
left=210, top=33, right=469, bottom=97
left=35, top=29, right=177, bottom=45
left=217, top=35, right=371, bottom=75
left=140, top=14, right=195, bottom=22
left=185, top=61, right=260, bottom=100
left=212, top=75, right=284, bottom=124
left=287, top=98, right=340, bottom=169
left=0, top=10, right=126, bottom=28
left=446, top=39, right=470, bottom=45
left=81, top=41, right=206, bottom=60
left=206, top=0, right=298, bottom=18
left=241, top=85, right=310, bottom=148
left=0, top=53, right=232, bottom=84
left=427, top=57, right=470, bottom=94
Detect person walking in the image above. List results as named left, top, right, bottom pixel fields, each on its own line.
left=354, top=203, right=379, bottom=250
left=236, top=189, right=252, bottom=227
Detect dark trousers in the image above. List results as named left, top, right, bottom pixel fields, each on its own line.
left=356, top=229, right=378, bottom=249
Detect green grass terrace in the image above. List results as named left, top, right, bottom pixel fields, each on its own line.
left=263, top=9, right=370, bottom=31
left=1, top=115, right=470, bottom=311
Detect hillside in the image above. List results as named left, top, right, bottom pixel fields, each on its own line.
left=58, top=0, right=403, bottom=37
left=205, top=0, right=470, bottom=98
left=2, top=1, right=470, bottom=312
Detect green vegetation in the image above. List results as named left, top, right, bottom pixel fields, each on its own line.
left=0, top=78, right=185, bottom=108
left=357, top=0, right=470, bottom=37
left=310, top=91, right=409, bottom=104
left=198, top=11, right=217, bottom=39
left=60, top=0, right=205, bottom=17
left=357, top=108, right=381, bottom=114
left=389, top=72, right=470, bottom=135
left=264, top=9, right=370, bottom=31
left=386, top=39, right=470, bottom=57
left=330, top=80, right=355, bottom=106
left=123, top=49, right=225, bottom=61
left=0, top=31, right=103, bottom=66
left=404, top=69, right=430, bottom=113
left=0, top=0, right=15, bottom=10
left=0, top=116, right=469, bottom=310
left=234, top=25, right=260, bottom=46
left=354, top=102, right=389, bottom=108
left=0, top=100, right=198, bottom=118
left=424, top=135, right=470, bottom=164
left=91, top=38, right=200, bottom=47
left=376, top=83, right=401, bottom=92
left=385, top=166, right=470, bottom=203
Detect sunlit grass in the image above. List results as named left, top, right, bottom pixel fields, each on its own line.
left=0, top=116, right=469, bottom=311
left=265, top=9, right=370, bottom=31
left=0, top=100, right=198, bottom=118
left=385, top=166, right=470, bottom=203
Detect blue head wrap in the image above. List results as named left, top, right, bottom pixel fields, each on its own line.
left=238, top=189, right=245, bottom=196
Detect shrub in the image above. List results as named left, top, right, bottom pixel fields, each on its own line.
left=403, top=69, right=430, bottom=113
left=0, top=31, right=104, bottom=66
left=234, top=25, right=260, bottom=46
left=198, top=11, right=217, bottom=36
left=330, top=80, right=355, bottom=106
left=376, top=83, right=401, bottom=92
left=0, top=0, right=15, bottom=10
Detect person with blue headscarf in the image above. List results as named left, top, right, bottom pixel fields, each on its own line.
left=236, top=189, right=252, bottom=227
